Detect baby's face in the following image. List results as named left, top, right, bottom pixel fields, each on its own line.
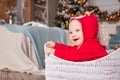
left=69, top=20, right=83, bottom=46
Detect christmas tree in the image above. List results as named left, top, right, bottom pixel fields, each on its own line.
left=55, top=0, right=120, bottom=29
left=55, top=0, right=88, bottom=29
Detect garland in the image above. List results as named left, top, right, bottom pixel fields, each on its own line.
left=88, top=5, right=120, bottom=23
left=55, top=0, right=120, bottom=29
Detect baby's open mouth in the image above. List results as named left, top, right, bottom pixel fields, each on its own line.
left=73, top=38, right=79, bottom=41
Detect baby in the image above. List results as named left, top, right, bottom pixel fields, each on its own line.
left=45, top=12, right=108, bottom=61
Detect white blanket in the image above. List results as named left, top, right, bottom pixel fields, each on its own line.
left=0, top=26, right=39, bottom=73
left=45, top=48, right=120, bottom=80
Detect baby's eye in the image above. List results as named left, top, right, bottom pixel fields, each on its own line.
left=69, top=31, right=72, bottom=34
left=76, top=29, right=80, bottom=32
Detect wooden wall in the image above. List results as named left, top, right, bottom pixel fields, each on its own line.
left=46, top=0, right=58, bottom=26
left=25, top=0, right=58, bottom=26
left=0, top=0, right=58, bottom=26
left=25, top=0, right=34, bottom=22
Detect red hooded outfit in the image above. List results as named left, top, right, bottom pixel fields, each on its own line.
left=54, top=14, right=108, bottom=61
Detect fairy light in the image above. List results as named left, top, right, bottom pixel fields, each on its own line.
left=99, top=22, right=111, bottom=49
left=55, top=0, right=120, bottom=29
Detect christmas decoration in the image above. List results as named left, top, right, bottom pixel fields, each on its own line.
left=55, top=0, right=120, bottom=29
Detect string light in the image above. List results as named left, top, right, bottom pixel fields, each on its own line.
left=55, top=0, right=120, bottom=29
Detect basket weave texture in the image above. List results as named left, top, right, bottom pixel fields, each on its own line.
left=45, top=48, right=120, bottom=80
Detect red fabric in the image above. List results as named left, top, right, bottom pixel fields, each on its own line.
left=54, top=14, right=108, bottom=61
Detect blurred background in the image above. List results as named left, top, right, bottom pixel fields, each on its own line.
left=0, top=0, right=120, bottom=49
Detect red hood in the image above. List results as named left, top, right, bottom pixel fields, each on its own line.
left=70, top=14, right=98, bottom=43
left=76, top=14, right=98, bottom=42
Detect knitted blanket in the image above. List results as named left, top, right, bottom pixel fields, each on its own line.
left=45, top=48, right=120, bottom=80
left=1, top=24, right=67, bottom=68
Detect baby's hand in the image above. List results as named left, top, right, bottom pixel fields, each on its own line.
left=45, top=47, right=55, bottom=56
left=46, top=41, right=55, bottom=48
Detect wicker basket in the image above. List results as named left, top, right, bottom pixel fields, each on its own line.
left=45, top=48, right=120, bottom=80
